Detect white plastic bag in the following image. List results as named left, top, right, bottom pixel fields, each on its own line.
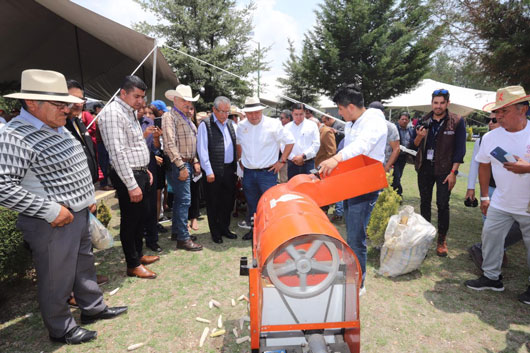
left=89, top=213, right=114, bottom=250
left=378, top=205, right=436, bottom=277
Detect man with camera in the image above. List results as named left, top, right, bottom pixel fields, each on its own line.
left=411, top=89, right=467, bottom=257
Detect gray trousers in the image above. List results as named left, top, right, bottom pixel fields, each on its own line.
left=17, top=208, right=106, bottom=337
left=481, top=206, right=530, bottom=280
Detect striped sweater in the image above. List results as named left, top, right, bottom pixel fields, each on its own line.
left=0, top=113, right=95, bottom=223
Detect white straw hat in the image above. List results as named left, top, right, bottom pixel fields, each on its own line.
left=4, top=69, right=84, bottom=103
left=164, top=84, right=199, bottom=102
left=241, top=96, right=265, bottom=112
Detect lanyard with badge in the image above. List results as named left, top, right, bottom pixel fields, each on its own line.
left=426, top=119, right=445, bottom=161
left=173, top=107, right=196, bottom=135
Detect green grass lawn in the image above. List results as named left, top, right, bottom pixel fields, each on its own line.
left=1, top=141, right=529, bottom=352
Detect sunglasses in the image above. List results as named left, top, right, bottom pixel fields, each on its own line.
left=485, top=117, right=498, bottom=123
left=432, top=89, right=449, bottom=95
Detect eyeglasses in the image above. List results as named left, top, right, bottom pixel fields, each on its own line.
left=215, top=108, right=230, bottom=115
left=485, top=117, right=498, bottom=123
left=432, top=89, right=449, bottom=95
left=47, top=101, right=74, bottom=109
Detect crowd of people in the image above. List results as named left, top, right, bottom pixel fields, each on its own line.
left=0, top=68, right=529, bottom=345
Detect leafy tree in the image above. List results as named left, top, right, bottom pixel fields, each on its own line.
left=439, top=0, right=530, bottom=88
left=300, top=0, right=443, bottom=103
left=134, top=0, right=268, bottom=110
left=277, top=39, right=320, bottom=108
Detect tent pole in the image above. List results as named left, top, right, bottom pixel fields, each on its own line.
left=389, top=108, right=392, bottom=121
left=151, top=40, right=157, bottom=102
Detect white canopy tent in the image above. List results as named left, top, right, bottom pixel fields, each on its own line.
left=384, top=79, right=496, bottom=117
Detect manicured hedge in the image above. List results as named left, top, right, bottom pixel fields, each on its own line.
left=0, top=207, right=32, bottom=282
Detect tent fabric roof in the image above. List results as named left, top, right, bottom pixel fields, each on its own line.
left=383, top=79, right=496, bottom=116
left=1, top=0, right=178, bottom=101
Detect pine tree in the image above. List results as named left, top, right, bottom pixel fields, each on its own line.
left=277, top=39, right=320, bottom=108
left=134, top=0, right=268, bottom=110
left=300, top=0, right=442, bottom=102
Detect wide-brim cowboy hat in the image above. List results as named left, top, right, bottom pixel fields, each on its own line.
left=483, top=85, right=530, bottom=112
left=165, top=84, right=199, bottom=102
left=229, top=105, right=244, bottom=118
left=4, top=69, right=84, bottom=104
left=241, top=96, right=265, bottom=112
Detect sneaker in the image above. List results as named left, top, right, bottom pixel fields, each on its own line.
left=238, top=220, right=251, bottom=230
left=518, top=286, right=530, bottom=305
left=465, top=275, right=504, bottom=291
left=359, top=286, right=366, bottom=297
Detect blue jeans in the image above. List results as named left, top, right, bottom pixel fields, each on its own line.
left=287, top=159, right=315, bottom=180
left=167, top=163, right=191, bottom=240
left=242, top=168, right=278, bottom=221
left=334, top=200, right=344, bottom=217
left=344, top=190, right=380, bottom=282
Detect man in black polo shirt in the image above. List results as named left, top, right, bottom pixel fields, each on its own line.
left=411, top=89, right=466, bottom=257
left=197, top=96, right=238, bottom=243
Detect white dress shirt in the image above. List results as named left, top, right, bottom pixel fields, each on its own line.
left=197, top=113, right=235, bottom=176
left=341, top=108, right=387, bottom=163
left=236, top=115, right=295, bottom=169
left=284, top=118, right=320, bottom=161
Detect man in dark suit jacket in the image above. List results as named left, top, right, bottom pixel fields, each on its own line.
left=197, top=96, right=238, bottom=243
left=66, top=80, right=99, bottom=183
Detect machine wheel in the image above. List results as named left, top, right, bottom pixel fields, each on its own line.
left=266, top=235, right=340, bottom=298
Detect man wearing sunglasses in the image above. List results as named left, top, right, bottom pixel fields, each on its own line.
left=0, top=69, right=127, bottom=344
left=411, top=88, right=467, bottom=257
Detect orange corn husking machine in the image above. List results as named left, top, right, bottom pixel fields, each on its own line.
left=241, top=155, right=388, bottom=353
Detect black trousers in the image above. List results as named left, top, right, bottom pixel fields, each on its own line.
left=144, top=158, right=159, bottom=246
left=110, top=169, right=150, bottom=268
left=204, top=164, right=236, bottom=240
left=417, top=162, right=451, bottom=236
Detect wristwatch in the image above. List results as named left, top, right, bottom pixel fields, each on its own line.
left=480, top=196, right=490, bottom=201
left=451, top=169, right=459, bottom=176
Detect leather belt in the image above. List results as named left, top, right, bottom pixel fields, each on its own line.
left=131, top=166, right=148, bottom=172
left=181, top=158, right=194, bottom=163
left=245, top=166, right=273, bottom=172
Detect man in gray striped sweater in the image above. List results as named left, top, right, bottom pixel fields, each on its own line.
left=0, top=70, right=127, bottom=344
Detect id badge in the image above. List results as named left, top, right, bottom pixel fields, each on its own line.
left=426, top=149, right=434, bottom=161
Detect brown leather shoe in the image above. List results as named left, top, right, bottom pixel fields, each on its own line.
left=140, top=255, right=160, bottom=265
left=176, top=238, right=203, bottom=251
left=68, top=295, right=78, bottom=307
left=127, top=265, right=157, bottom=279
left=436, top=241, right=448, bottom=257
left=96, top=274, right=109, bottom=285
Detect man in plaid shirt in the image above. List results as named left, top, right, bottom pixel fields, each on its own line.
left=162, top=84, right=203, bottom=251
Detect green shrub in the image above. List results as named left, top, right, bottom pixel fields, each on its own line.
left=466, top=127, right=473, bottom=141
left=473, top=126, right=489, bottom=136
left=367, top=174, right=401, bottom=248
left=97, top=201, right=112, bottom=227
left=0, top=207, right=32, bottom=282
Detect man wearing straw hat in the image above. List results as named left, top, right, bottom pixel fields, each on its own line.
left=465, top=86, right=530, bottom=304
left=99, top=75, right=160, bottom=279
left=236, top=96, right=295, bottom=240
left=0, top=69, right=127, bottom=344
left=162, top=84, right=203, bottom=251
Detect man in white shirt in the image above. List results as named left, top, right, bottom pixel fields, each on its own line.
left=320, top=84, right=387, bottom=291
left=465, top=86, right=530, bottom=305
left=284, top=103, right=320, bottom=179
left=236, top=97, right=295, bottom=240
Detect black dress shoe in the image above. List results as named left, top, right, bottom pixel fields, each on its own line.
left=80, top=306, right=128, bottom=324
left=242, top=228, right=253, bottom=240
left=223, top=231, right=237, bottom=239
left=212, top=237, right=223, bottom=244
left=157, top=223, right=168, bottom=233
left=50, top=326, right=97, bottom=344
left=147, top=242, right=163, bottom=252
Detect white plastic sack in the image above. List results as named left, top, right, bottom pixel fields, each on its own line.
left=378, top=205, right=436, bottom=277
left=89, top=213, right=114, bottom=250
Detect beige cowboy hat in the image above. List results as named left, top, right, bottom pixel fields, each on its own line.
left=229, top=105, right=244, bottom=118
left=4, top=69, right=84, bottom=103
left=241, top=96, right=265, bottom=112
left=165, top=84, right=199, bottom=102
left=483, top=85, right=530, bottom=112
